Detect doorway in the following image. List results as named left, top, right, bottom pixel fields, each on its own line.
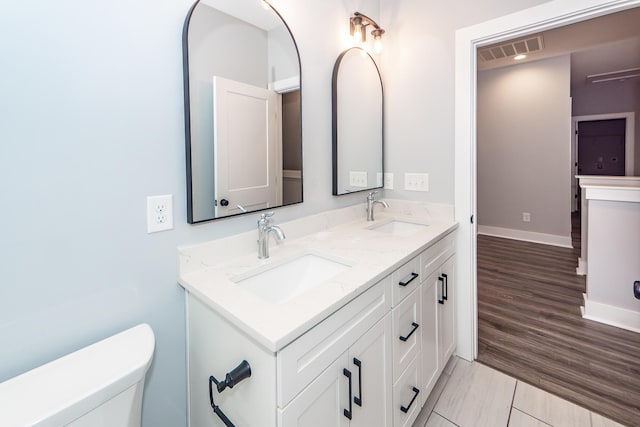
left=454, top=0, right=640, bottom=361
left=577, top=118, right=626, bottom=175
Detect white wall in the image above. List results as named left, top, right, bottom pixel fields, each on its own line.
left=0, top=0, right=379, bottom=425
left=572, top=80, right=640, bottom=174
left=477, top=55, right=572, bottom=244
left=380, top=0, right=550, bottom=202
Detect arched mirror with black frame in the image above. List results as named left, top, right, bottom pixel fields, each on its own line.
left=332, top=47, right=384, bottom=196
left=182, top=0, right=302, bottom=223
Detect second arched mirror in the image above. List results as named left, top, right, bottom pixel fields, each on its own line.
left=332, top=47, right=384, bottom=195
left=183, top=0, right=302, bottom=223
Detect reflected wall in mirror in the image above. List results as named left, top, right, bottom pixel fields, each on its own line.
left=332, top=47, right=384, bottom=195
left=183, top=0, right=302, bottom=223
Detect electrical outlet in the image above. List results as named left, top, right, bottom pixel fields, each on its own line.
left=522, top=212, right=531, bottom=222
left=384, top=173, right=394, bottom=189
left=404, top=173, right=429, bottom=191
left=147, top=194, right=174, bottom=233
left=349, top=171, right=368, bottom=188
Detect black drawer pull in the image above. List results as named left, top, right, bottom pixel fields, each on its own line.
left=353, top=358, right=362, bottom=406
left=438, top=276, right=445, bottom=304
left=399, top=322, right=419, bottom=342
left=400, top=386, right=420, bottom=413
left=343, top=368, right=352, bottom=420
left=398, top=272, right=419, bottom=287
left=442, top=273, right=448, bottom=300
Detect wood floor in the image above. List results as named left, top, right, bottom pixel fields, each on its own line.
left=477, top=217, right=640, bottom=427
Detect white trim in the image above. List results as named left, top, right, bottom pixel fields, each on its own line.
left=282, top=169, right=302, bottom=179
left=576, top=257, right=587, bottom=275
left=582, top=293, right=640, bottom=333
left=454, top=0, right=640, bottom=362
left=573, top=112, right=635, bottom=176
left=478, top=225, right=573, bottom=248
left=584, top=185, right=640, bottom=202
left=268, top=76, right=300, bottom=93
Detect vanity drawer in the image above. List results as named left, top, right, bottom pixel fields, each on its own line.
left=392, top=255, right=421, bottom=307
left=421, top=232, right=455, bottom=279
left=393, top=355, right=422, bottom=427
left=392, top=288, right=421, bottom=381
left=277, top=276, right=390, bottom=408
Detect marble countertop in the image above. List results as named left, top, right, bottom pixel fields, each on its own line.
left=178, top=201, right=458, bottom=352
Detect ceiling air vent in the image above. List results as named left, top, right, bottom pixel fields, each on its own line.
left=478, top=35, right=544, bottom=62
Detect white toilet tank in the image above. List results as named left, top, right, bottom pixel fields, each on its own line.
left=0, top=323, right=155, bottom=427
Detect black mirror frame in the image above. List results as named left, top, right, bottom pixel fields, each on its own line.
left=331, top=47, right=384, bottom=196
left=181, top=0, right=304, bottom=223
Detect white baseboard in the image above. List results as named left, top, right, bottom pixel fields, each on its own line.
left=575, top=257, right=586, bottom=276
left=477, top=225, right=573, bottom=248
left=582, top=293, right=640, bottom=333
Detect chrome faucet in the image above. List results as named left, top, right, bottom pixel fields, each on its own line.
left=366, top=191, right=388, bottom=221
left=257, top=212, right=285, bottom=259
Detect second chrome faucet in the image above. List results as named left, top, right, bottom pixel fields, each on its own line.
left=366, top=191, right=388, bottom=221
left=257, top=212, right=285, bottom=259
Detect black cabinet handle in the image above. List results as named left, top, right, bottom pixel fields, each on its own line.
left=399, top=322, right=419, bottom=342
left=343, top=368, right=353, bottom=420
left=438, top=277, right=445, bottom=304
left=442, top=273, right=448, bottom=301
left=634, top=281, right=640, bottom=299
left=398, top=272, right=419, bottom=287
left=353, top=358, right=362, bottom=406
left=400, top=386, right=420, bottom=413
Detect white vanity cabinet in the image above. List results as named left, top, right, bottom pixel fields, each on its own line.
left=184, top=228, right=456, bottom=427
left=420, top=233, right=455, bottom=395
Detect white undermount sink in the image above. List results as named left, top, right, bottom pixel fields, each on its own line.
left=233, top=254, right=350, bottom=304
left=368, top=220, right=429, bottom=236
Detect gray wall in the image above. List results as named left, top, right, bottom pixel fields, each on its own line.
left=477, top=55, right=572, bottom=240
left=0, top=0, right=553, bottom=425
left=572, top=79, right=640, bottom=175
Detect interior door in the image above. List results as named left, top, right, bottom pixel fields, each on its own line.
left=577, top=119, right=626, bottom=176
left=213, top=76, right=282, bottom=217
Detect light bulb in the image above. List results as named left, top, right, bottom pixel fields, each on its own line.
left=374, top=38, right=383, bottom=54
left=353, top=25, right=363, bottom=45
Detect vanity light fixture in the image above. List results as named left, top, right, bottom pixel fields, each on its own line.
left=350, top=12, right=385, bottom=54
left=514, top=54, right=527, bottom=60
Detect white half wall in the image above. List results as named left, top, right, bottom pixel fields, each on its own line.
left=477, top=55, right=573, bottom=243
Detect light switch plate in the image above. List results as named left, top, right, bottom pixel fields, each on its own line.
left=349, top=171, right=368, bottom=188
left=404, top=173, right=429, bottom=191
left=384, top=173, right=394, bottom=189
left=147, top=194, right=174, bottom=233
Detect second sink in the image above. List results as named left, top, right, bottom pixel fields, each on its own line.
left=233, top=253, right=350, bottom=304
left=368, top=219, right=429, bottom=236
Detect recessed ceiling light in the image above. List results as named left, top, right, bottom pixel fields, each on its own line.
left=514, top=54, right=527, bottom=60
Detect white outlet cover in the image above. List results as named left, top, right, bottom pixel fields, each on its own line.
left=349, top=171, right=368, bottom=188
left=147, top=194, right=174, bottom=233
left=384, top=173, right=394, bottom=189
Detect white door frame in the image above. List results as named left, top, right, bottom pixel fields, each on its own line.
left=454, top=0, right=640, bottom=361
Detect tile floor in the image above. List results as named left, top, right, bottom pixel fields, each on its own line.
left=412, top=358, right=626, bottom=427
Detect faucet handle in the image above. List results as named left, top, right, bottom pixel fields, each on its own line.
left=367, top=191, right=378, bottom=200
left=258, top=211, right=274, bottom=226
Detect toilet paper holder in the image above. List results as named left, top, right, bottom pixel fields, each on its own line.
left=208, top=360, right=252, bottom=427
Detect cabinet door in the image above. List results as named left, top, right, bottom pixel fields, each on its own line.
left=349, top=315, right=392, bottom=427
left=392, top=289, right=421, bottom=381
left=437, top=255, right=455, bottom=367
left=420, top=272, right=438, bottom=396
left=278, top=354, right=350, bottom=427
